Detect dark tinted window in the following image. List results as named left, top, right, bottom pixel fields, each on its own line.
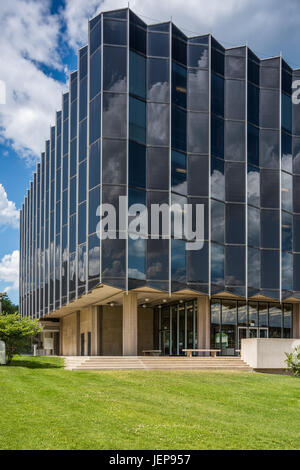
left=148, top=32, right=169, bottom=57
left=103, top=46, right=127, bottom=92
left=148, top=58, right=169, bottom=102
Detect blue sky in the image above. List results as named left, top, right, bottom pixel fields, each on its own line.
left=1, top=0, right=300, bottom=305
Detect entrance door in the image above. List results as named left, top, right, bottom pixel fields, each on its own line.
left=160, top=330, right=170, bottom=356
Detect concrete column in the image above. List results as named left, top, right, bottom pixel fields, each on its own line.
left=59, top=318, right=63, bottom=355
left=76, top=311, right=81, bottom=356
left=293, top=304, right=300, bottom=339
left=91, top=305, right=100, bottom=356
left=123, top=292, right=138, bottom=356
left=197, top=296, right=210, bottom=355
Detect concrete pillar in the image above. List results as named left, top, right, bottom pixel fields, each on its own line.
left=123, top=292, right=138, bottom=356
left=293, top=304, right=300, bottom=339
left=76, top=311, right=81, bottom=356
left=197, top=296, right=210, bottom=355
left=91, top=305, right=100, bottom=355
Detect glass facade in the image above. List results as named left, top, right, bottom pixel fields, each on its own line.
left=19, top=8, right=296, bottom=346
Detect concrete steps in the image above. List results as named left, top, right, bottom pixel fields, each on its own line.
left=64, top=356, right=252, bottom=372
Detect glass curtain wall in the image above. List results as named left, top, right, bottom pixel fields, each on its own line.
left=18, top=8, right=300, bottom=319
left=210, top=299, right=293, bottom=355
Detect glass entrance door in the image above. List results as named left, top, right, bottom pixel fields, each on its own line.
left=158, top=301, right=197, bottom=356
left=160, top=329, right=170, bottom=356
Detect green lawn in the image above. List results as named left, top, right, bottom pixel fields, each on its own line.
left=0, top=356, right=299, bottom=450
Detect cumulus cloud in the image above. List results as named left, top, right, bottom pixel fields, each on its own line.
left=63, top=0, right=300, bottom=67
left=2, top=0, right=300, bottom=165
left=0, top=184, right=19, bottom=229
left=0, top=250, right=19, bottom=292
left=0, top=0, right=66, bottom=163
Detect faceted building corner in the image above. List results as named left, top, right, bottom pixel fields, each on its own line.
left=19, top=8, right=300, bottom=357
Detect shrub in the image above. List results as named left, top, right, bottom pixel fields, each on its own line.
left=285, top=346, right=300, bottom=377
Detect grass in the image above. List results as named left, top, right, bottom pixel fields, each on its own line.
left=0, top=356, right=299, bottom=450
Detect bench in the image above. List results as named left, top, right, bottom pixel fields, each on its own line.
left=182, top=349, right=221, bottom=358
left=142, top=350, right=162, bottom=356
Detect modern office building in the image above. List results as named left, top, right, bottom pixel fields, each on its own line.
left=20, top=7, right=300, bottom=357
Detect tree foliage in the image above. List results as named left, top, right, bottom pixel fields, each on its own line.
left=1, top=294, right=18, bottom=315
left=285, top=346, right=300, bottom=377
left=0, top=314, right=42, bottom=364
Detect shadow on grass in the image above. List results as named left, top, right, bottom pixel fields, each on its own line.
left=9, top=357, right=64, bottom=369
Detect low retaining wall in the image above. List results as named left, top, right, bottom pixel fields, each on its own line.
left=241, top=338, right=300, bottom=369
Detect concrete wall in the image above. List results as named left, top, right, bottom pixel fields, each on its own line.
left=80, top=307, right=92, bottom=355
left=241, top=338, right=300, bottom=369
left=61, top=304, right=154, bottom=356
left=138, top=307, right=154, bottom=355
left=293, top=304, right=300, bottom=339
left=101, top=306, right=123, bottom=356
left=61, top=312, right=78, bottom=356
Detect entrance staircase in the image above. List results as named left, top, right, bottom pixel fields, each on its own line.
left=64, top=356, right=252, bottom=371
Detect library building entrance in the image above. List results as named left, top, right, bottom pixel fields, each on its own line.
left=157, top=301, right=197, bottom=356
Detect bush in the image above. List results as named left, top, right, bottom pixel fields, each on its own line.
left=285, top=346, right=300, bottom=376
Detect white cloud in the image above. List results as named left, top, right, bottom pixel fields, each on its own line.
left=63, top=0, right=300, bottom=67
left=0, top=0, right=66, bottom=163
left=0, top=184, right=19, bottom=229
left=0, top=250, right=19, bottom=292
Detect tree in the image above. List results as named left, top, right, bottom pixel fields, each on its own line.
left=0, top=314, right=42, bottom=364
left=1, top=294, right=18, bottom=315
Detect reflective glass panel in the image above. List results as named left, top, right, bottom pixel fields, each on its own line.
left=281, top=171, right=292, bottom=213
left=148, top=58, right=169, bottom=102
left=147, top=103, right=169, bottom=146
left=261, top=209, right=279, bottom=249
left=89, top=140, right=100, bottom=189
left=224, top=120, right=245, bottom=161
left=148, top=32, right=169, bottom=57
left=187, top=69, right=209, bottom=111
left=171, top=239, right=186, bottom=282
left=260, top=129, right=279, bottom=169
left=248, top=206, right=260, bottom=247
left=226, top=204, right=245, bottom=245
left=187, top=112, right=209, bottom=154
left=261, top=250, right=279, bottom=290
left=211, top=157, right=225, bottom=201
left=147, top=147, right=169, bottom=190
left=103, top=46, right=127, bottom=92
left=211, top=243, right=224, bottom=285
left=260, top=89, right=279, bottom=128
left=103, top=19, right=127, bottom=45
left=102, top=139, right=127, bottom=185
left=282, top=211, right=292, bottom=252
left=130, top=51, right=146, bottom=99
left=171, top=150, right=187, bottom=195
left=225, top=79, right=245, bottom=120
left=129, top=97, right=146, bottom=144
left=225, top=246, right=245, bottom=286
left=129, top=141, right=146, bottom=188
left=128, top=238, right=146, bottom=280
left=172, top=62, right=187, bottom=108
left=103, top=93, right=127, bottom=138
